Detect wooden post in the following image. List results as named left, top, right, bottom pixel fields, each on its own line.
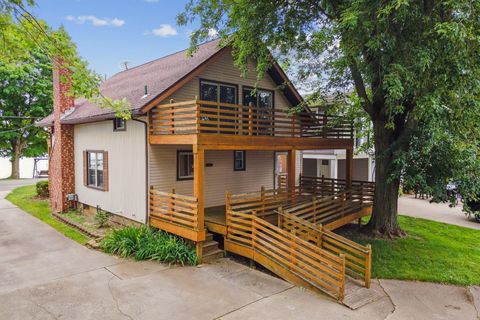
left=365, top=244, right=372, bottom=288
left=170, top=188, right=176, bottom=222
left=339, top=253, right=346, bottom=301
left=148, top=185, right=154, bottom=223
left=260, top=186, right=265, bottom=216
left=287, top=150, right=296, bottom=191
left=194, top=145, right=205, bottom=263
left=346, top=147, right=353, bottom=189
left=278, top=207, right=283, bottom=229
left=248, top=102, right=254, bottom=135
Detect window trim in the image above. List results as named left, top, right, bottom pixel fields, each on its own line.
left=113, top=118, right=126, bottom=131
left=233, top=150, right=246, bottom=171
left=177, top=150, right=194, bottom=181
left=199, top=78, right=239, bottom=104
left=85, top=150, right=108, bottom=191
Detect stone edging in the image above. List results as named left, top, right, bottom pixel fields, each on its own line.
left=52, top=212, right=101, bottom=239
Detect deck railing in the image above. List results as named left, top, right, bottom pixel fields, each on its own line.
left=149, top=99, right=353, bottom=139
left=226, top=209, right=347, bottom=300
left=149, top=187, right=205, bottom=242
left=278, top=209, right=371, bottom=288
left=282, top=186, right=374, bottom=230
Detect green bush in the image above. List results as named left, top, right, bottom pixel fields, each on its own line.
left=94, top=209, right=110, bottom=228
left=101, top=226, right=197, bottom=266
left=36, top=180, right=49, bottom=198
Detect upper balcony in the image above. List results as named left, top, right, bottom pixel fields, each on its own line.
left=148, top=99, right=354, bottom=149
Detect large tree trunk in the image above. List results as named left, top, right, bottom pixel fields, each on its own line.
left=9, top=140, right=22, bottom=179
left=364, top=119, right=405, bottom=238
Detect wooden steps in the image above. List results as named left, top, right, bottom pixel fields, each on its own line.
left=202, top=233, right=224, bottom=263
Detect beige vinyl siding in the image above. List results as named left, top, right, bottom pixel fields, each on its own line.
left=161, top=47, right=292, bottom=112
left=149, top=145, right=274, bottom=207
left=74, top=120, right=147, bottom=223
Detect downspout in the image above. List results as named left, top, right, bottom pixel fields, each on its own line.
left=132, top=117, right=149, bottom=225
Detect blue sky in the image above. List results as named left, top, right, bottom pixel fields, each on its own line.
left=30, top=0, right=197, bottom=78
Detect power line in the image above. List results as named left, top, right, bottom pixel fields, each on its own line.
left=0, top=123, right=39, bottom=134
left=0, top=115, right=38, bottom=119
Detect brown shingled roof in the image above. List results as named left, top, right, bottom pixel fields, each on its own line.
left=38, top=39, right=224, bottom=126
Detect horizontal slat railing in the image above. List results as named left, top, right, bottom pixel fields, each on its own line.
left=283, top=187, right=372, bottom=229
left=227, top=186, right=304, bottom=219
left=149, top=187, right=203, bottom=241
left=149, top=99, right=353, bottom=139
left=278, top=209, right=371, bottom=288
left=226, top=209, right=346, bottom=300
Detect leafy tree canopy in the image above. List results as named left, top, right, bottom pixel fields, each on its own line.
left=0, top=0, right=131, bottom=118
left=178, top=0, right=480, bottom=235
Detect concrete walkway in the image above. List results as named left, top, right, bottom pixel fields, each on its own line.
left=399, top=194, right=480, bottom=230
left=1, top=181, right=479, bottom=319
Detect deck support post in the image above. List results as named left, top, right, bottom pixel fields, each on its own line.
left=194, top=145, right=205, bottom=262
left=287, top=149, right=296, bottom=190
left=346, top=147, right=353, bottom=189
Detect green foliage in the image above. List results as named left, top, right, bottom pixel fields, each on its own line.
left=179, top=1, right=480, bottom=231
left=6, top=185, right=88, bottom=244
left=340, top=215, right=480, bottom=286
left=94, top=209, right=110, bottom=228
left=101, top=226, right=197, bottom=266
left=35, top=180, right=48, bottom=197
left=0, top=2, right=131, bottom=120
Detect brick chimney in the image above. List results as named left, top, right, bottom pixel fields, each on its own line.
left=49, top=58, right=75, bottom=212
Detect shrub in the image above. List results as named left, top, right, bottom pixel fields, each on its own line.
left=36, top=180, right=49, bottom=198
left=94, top=209, right=110, bottom=228
left=101, top=226, right=197, bottom=266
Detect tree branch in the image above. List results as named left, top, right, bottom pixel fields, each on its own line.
left=349, top=59, right=374, bottom=117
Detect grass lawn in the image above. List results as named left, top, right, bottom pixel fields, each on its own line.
left=338, top=215, right=480, bottom=286
left=6, top=185, right=89, bottom=244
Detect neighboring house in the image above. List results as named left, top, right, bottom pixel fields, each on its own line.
left=37, top=39, right=373, bottom=292
left=302, top=140, right=375, bottom=182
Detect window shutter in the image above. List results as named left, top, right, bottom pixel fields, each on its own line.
left=103, top=151, right=109, bottom=191
left=83, top=151, right=87, bottom=186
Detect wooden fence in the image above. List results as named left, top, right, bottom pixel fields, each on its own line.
left=278, top=209, right=371, bottom=287
left=225, top=209, right=347, bottom=300
left=149, top=187, right=205, bottom=242
left=149, top=99, right=353, bottom=139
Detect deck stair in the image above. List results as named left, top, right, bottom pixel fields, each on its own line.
left=202, top=232, right=224, bottom=263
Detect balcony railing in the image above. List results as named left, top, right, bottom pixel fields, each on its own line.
left=149, top=99, right=353, bottom=139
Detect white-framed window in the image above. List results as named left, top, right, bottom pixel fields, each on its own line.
left=113, top=118, right=126, bottom=131
left=87, top=151, right=104, bottom=188
left=177, top=150, right=194, bottom=180
left=234, top=150, right=246, bottom=171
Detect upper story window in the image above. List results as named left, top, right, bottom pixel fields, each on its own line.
left=86, top=151, right=105, bottom=189
left=242, top=87, right=274, bottom=110
left=200, top=80, right=237, bottom=104
left=113, top=118, right=126, bottom=131
left=177, top=150, right=194, bottom=180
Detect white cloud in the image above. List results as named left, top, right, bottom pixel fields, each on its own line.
left=208, top=28, right=219, bottom=39
left=65, top=15, right=125, bottom=27
left=149, top=24, right=178, bottom=37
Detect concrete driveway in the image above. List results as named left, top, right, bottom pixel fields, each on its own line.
left=399, top=195, right=480, bottom=230
left=1, top=180, right=479, bottom=319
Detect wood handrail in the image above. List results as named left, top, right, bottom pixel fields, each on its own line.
left=150, top=99, right=354, bottom=139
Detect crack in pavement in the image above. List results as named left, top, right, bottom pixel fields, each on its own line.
left=377, top=280, right=397, bottom=320
left=213, top=286, right=296, bottom=319
left=107, top=276, right=135, bottom=320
